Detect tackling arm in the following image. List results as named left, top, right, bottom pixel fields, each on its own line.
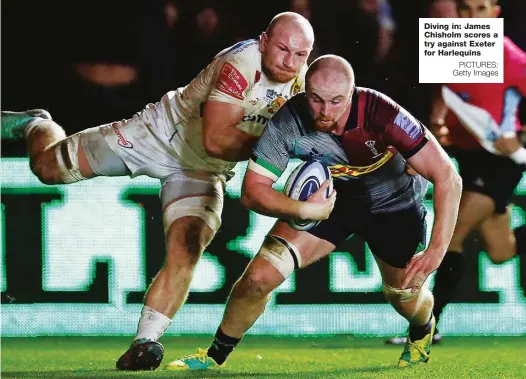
left=202, top=101, right=260, bottom=162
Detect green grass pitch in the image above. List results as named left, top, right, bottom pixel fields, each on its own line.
left=2, top=336, right=526, bottom=378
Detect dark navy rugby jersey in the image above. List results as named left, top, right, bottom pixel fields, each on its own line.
left=250, top=87, right=430, bottom=213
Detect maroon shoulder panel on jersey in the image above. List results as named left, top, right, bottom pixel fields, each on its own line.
left=361, top=88, right=428, bottom=159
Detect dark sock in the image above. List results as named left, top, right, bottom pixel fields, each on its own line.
left=207, top=328, right=241, bottom=365
left=432, top=251, right=466, bottom=325
left=409, top=315, right=433, bottom=341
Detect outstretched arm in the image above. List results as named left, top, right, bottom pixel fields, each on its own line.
left=403, top=132, right=462, bottom=289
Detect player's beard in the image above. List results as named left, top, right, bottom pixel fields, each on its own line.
left=262, top=63, right=297, bottom=83
left=315, top=118, right=336, bottom=132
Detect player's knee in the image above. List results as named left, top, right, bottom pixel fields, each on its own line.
left=165, top=218, right=214, bottom=268
left=382, top=283, right=419, bottom=305
left=485, top=235, right=516, bottom=264
left=383, top=284, right=433, bottom=322
left=52, top=135, right=88, bottom=184
left=258, top=235, right=301, bottom=280
left=30, top=151, right=63, bottom=185
left=486, top=250, right=513, bottom=265
left=236, top=267, right=275, bottom=300
left=163, top=195, right=222, bottom=241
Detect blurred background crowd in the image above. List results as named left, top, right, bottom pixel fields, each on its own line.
left=2, top=0, right=525, bottom=153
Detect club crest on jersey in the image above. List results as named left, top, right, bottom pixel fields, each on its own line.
left=265, top=89, right=280, bottom=102
left=365, top=140, right=382, bottom=158
left=268, top=96, right=287, bottom=114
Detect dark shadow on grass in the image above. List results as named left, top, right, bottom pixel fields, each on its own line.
left=160, top=365, right=395, bottom=378
left=3, top=365, right=395, bottom=378
left=166, top=372, right=285, bottom=378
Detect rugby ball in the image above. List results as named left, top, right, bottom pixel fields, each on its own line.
left=283, top=160, right=333, bottom=231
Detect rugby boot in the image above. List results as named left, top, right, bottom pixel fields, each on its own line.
left=165, top=348, right=219, bottom=370
left=116, top=338, right=164, bottom=371
left=1, top=109, right=52, bottom=139
left=398, top=316, right=436, bottom=367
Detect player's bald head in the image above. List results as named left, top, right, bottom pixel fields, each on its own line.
left=265, top=12, right=314, bottom=44
left=259, top=12, right=314, bottom=83
left=306, top=55, right=355, bottom=93
left=305, top=55, right=355, bottom=133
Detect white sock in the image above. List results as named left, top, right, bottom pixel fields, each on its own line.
left=134, top=305, right=172, bottom=342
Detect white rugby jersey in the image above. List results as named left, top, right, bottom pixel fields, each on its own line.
left=141, top=39, right=306, bottom=173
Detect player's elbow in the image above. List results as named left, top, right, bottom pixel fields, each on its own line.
left=430, top=164, right=462, bottom=197
left=241, top=186, right=255, bottom=209
left=442, top=166, right=462, bottom=195
left=241, top=182, right=259, bottom=210
left=203, top=133, right=223, bottom=159
left=241, top=191, right=256, bottom=210
left=451, top=169, right=462, bottom=193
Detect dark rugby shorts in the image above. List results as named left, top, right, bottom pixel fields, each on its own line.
left=308, top=196, right=427, bottom=268
left=453, top=148, right=523, bottom=214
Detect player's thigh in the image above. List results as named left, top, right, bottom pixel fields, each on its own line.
left=456, top=149, right=522, bottom=222
left=479, top=207, right=516, bottom=263
left=95, top=114, right=184, bottom=179
left=161, top=170, right=225, bottom=261
left=77, top=125, right=131, bottom=177
left=374, top=256, right=406, bottom=289
left=361, top=205, right=428, bottom=282
left=34, top=124, right=130, bottom=183
left=452, top=190, right=496, bottom=241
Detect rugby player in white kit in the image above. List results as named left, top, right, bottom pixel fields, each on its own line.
left=1, top=12, right=314, bottom=371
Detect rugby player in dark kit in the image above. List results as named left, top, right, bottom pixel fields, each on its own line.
left=167, top=55, right=461, bottom=370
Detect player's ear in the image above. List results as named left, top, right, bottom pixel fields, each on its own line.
left=259, top=32, right=268, bottom=53
left=492, top=5, right=501, bottom=18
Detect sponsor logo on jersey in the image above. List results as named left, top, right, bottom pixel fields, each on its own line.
left=216, top=62, right=248, bottom=100
left=242, top=114, right=269, bottom=126
left=268, top=96, right=287, bottom=114
left=329, top=151, right=393, bottom=178
left=112, top=123, right=133, bottom=149
left=393, top=111, right=422, bottom=140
